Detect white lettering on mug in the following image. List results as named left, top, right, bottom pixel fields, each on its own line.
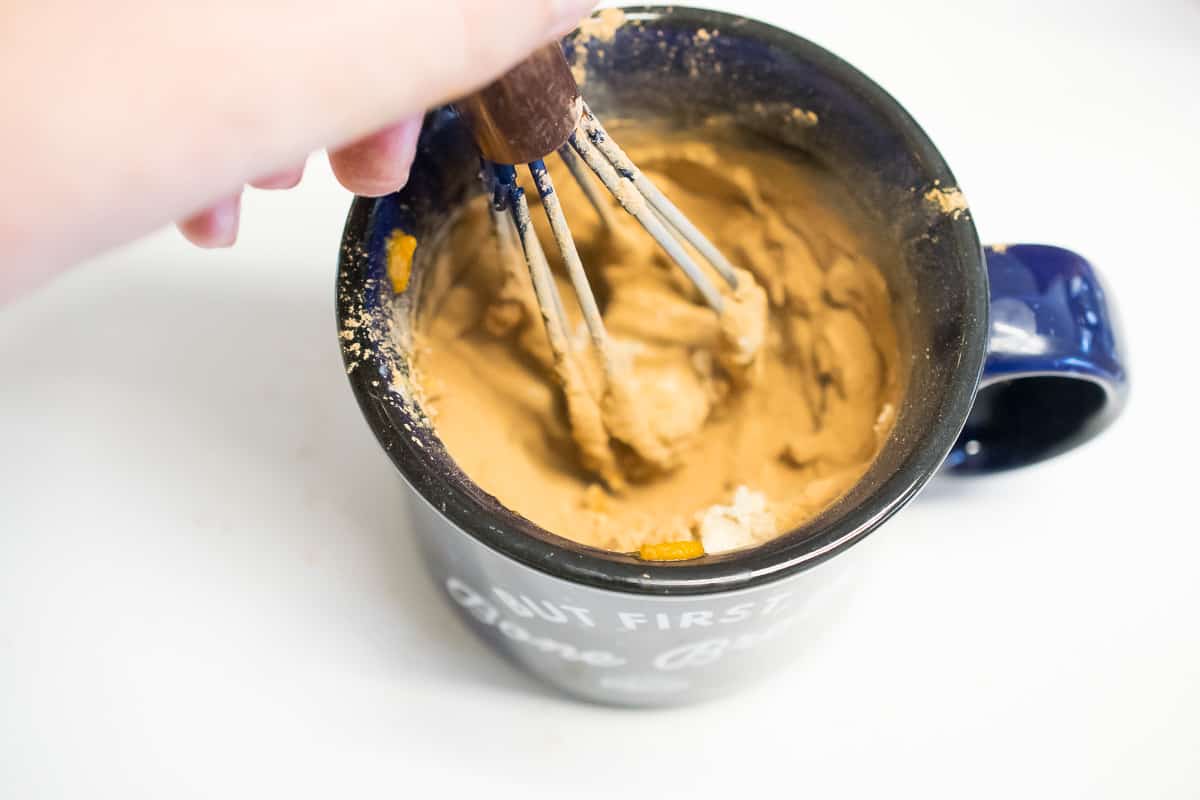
left=653, top=638, right=729, bottom=671
left=618, top=611, right=647, bottom=631
left=678, top=611, right=713, bottom=629
left=719, top=602, right=754, bottom=624
left=446, top=577, right=625, bottom=667
left=580, top=650, right=625, bottom=667
left=447, top=575, right=819, bottom=675
left=560, top=605, right=596, bottom=627
left=521, top=595, right=570, bottom=624
left=491, top=588, right=595, bottom=627
left=761, top=592, right=794, bottom=615
left=446, top=577, right=499, bottom=625
left=650, top=614, right=804, bottom=671
left=615, top=598, right=803, bottom=630
left=491, top=587, right=534, bottom=618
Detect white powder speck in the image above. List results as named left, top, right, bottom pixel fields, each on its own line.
left=695, top=486, right=776, bottom=554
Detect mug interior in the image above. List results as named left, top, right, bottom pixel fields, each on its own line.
left=337, top=6, right=988, bottom=594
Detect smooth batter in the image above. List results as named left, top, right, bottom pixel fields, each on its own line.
left=411, top=125, right=903, bottom=555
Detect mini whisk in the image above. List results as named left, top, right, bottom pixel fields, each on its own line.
left=455, top=42, right=745, bottom=485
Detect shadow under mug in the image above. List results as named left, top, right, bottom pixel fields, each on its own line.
left=336, top=6, right=1128, bottom=706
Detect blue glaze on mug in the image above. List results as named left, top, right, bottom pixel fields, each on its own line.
left=946, top=245, right=1128, bottom=473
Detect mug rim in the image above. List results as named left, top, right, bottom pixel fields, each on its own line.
left=337, top=4, right=989, bottom=596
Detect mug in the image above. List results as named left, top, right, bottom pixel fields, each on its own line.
left=335, top=6, right=1127, bottom=707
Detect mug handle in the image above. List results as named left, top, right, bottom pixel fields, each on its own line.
left=945, top=244, right=1128, bottom=473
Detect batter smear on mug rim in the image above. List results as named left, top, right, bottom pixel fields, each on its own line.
left=410, top=123, right=904, bottom=556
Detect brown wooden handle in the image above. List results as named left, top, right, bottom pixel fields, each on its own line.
left=454, top=43, right=582, bottom=165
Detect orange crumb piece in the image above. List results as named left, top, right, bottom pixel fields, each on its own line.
left=385, top=231, right=418, bottom=293
left=638, top=540, right=705, bottom=561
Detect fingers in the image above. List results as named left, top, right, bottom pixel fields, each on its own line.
left=177, top=192, right=242, bottom=248
left=179, top=110, right=423, bottom=251
left=180, top=162, right=303, bottom=250
left=328, top=116, right=422, bottom=197
left=4, top=1, right=603, bottom=290
left=249, top=163, right=306, bottom=190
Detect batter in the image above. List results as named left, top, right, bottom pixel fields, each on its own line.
left=411, top=124, right=903, bottom=555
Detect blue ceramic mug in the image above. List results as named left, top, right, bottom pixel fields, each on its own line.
left=336, top=6, right=1127, bottom=706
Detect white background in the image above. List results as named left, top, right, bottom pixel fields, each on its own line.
left=2, top=1, right=1198, bottom=797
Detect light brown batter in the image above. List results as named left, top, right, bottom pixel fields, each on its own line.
left=412, top=124, right=903, bottom=555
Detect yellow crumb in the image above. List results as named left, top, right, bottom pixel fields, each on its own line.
left=386, top=231, right=418, bottom=293
left=638, top=540, right=705, bottom=561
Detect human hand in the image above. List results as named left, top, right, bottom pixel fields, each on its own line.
left=176, top=116, right=423, bottom=248
left=1, top=0, right=595, bottom=302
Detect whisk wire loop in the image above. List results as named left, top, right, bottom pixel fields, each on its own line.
left=564, top=131, right=726, bottom=313
left=578, top=105, right=740, bottom=290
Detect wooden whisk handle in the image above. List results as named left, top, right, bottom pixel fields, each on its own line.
left=455, top=43, right=582, bottom=165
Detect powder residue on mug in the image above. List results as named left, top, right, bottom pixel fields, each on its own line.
left=924, top=184, right=969, bottom=219
left=791, top=108, right=819, bottom=127
left=571, top=7, right=627, bottom=84
left=577, top=6, right=625, bottom=43
left=411, top=124, right=903, bottom=554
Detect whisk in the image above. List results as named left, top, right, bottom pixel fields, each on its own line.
left=455, top=42, right=745, bottom=485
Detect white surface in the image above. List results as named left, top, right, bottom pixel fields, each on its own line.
left=2, top=1, right=1199, bottom=797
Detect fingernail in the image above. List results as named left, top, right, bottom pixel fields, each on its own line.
left=178, top=192, right=241, bottom=248
left=209, top=193, right=241, bottom=247
left=250, top=163, right=305, bottom=190
left=548, top=0, right=596, bottom=38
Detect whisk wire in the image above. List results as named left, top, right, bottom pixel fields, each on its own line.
left=557, top=142, right=619, bottom=229
left=528, top=160, right=627, bottom=380
left=460, top=44, right=753, bottom=482
left=578, top=105, right=741, bottom=290
left=565, top=131, right=726, bottom=313
left=490, top=164, right=575, bottom=362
